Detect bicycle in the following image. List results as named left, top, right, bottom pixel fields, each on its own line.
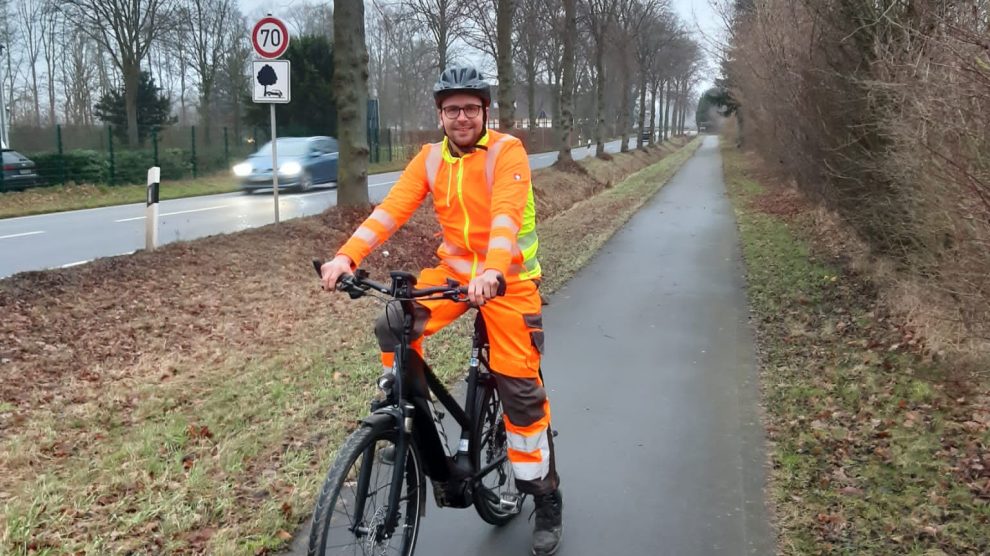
left=308, top=261, right=525, bottom=555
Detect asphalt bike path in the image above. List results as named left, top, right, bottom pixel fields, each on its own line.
left=287, top=135, right=775, bottom=555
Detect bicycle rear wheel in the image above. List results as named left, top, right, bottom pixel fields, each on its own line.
left=471, top=377, right=524, bottom=525
left=308, top=425, right=423, bottom=556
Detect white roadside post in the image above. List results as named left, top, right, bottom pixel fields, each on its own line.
left=251, top=15, right=291, bottom=224
left=146, top=166, right=160, bottom=250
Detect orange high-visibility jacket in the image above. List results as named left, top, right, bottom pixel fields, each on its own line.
left=337, top=129, right=541, bottom=283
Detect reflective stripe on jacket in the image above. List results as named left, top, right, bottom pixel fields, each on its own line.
left=337, top=129, right=541, bottom=282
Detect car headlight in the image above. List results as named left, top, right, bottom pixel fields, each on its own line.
left=279, top=161, right=302, bottom=175
left=232, top=162, right=252, bottom=177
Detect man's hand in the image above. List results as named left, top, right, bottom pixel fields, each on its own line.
left=467, top=269, right=504, bottom=306
left=320, top=255, right=354, bottom=292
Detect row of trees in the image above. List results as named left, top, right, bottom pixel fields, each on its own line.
left=0, top=0, right=704, bottom=152
left=367, top=0, right=706, bottom=156
left=331, top=0, right=706, bottom=205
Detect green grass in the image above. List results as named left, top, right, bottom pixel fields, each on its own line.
left=722, top=143, right=990, bottom=555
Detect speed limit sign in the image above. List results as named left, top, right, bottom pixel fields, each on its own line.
left=252, top=16, right=290, bottom=59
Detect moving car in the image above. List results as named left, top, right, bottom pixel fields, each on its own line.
left=233, top=136, right=338, bottom=193
left=1, top=149, right=43, bottom=192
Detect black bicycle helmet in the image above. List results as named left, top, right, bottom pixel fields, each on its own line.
left=433, top=64, right=492, bottom=108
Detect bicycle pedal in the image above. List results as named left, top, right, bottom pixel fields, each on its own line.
left=498, top=493, right=522, bottom=513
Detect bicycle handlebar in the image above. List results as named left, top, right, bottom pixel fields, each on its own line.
left=312, top=259, right=472, bottom=301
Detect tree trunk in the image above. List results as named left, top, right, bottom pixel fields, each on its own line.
left=594, top=37, right=606, bottom=159
left=556, top=0, right=576, bottom=164
left=527, top=60, right=536, bottom=131
left=333, top=0, right=370, bottom=207
left=179, top=44, right=187, bottom=126
left=619, top=59, right=631, bottom=153
left=636, top=74, right=647, bottom=150
left=496, top=0, right=515, bottom=130
left=123, top=59, right=140, bottom=146
left=200, top=90, right=212, bottom=147
left=648, top=83, right=657, bottom=146
left=30, top=63, right=41, bottom=127
left=663, top=79, right=672, bottom=142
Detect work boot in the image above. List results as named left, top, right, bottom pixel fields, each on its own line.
left=531, top=489, right=563, bottom=555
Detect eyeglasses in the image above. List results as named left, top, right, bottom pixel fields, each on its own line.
left=441, top=104, right=483, bottom=119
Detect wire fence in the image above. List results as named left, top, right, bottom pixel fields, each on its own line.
left=1, top=121, right=632, bottom=193
left=1, top=124, right=420, bottom=192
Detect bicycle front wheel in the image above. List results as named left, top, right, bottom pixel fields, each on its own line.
left=308, top=425, right=423, bottom=556
left=471, top=378, right=524, bottom=526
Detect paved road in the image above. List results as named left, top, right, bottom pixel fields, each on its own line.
left=287, top=135, right=774, bottom=555
left=0, top=139, right=639, bottom=278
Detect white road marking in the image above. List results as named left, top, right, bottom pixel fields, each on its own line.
left=370, top=180, right=397, bottom=188
left=0, top=230, right=45, bottom=240
left=115, top=205, right=230, bottom=222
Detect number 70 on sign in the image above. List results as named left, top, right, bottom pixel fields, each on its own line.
left=252, top=16, right=290, bottom=59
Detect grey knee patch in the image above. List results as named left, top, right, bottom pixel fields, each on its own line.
left=374, top=302, right=429, bottom=352
left=493, top=374, right=547, bottom=428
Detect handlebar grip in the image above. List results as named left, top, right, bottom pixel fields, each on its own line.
left=313, top=258, right=354, bottom=292
left=496, top=274, right=507, bottom=297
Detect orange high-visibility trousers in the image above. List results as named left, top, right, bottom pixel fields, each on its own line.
left=375, top=265, right=559, bottom=495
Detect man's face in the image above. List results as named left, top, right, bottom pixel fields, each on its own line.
left=438, top=93, right=485, bottom=149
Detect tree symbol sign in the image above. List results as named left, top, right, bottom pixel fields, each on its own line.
left=257, top=64, right=278, bottom=95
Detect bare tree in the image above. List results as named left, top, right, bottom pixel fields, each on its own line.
left=16, top=0, right=45, bottom=126
left=63, top=0, right=177, bottom=146
left=581, top=0, right=616, bottom=159
left=404, top=0, right=465, bottom=71
left=214, top=19, right=251, bottom=140
left=515, top=0, right=542, bottom=130
left=40, top=0, right=61, bottom=125
left=462, top=0, right=497, bottom=61
left=373, top=1, right=440, bottom=130
left=59, top=27, right=97, bottom=125
left=285, top=2, right=333, bottom=41
left=179, top=0, right=238, bottom=145
left=636, top=6, right=677, bottom=148
left=555, top=0, right=578, bottom=165
left=334, top=0, right=370, bottom=206
left=0, top=0, right=24, bottom=130
left=495, top=0, right=515, bottom=129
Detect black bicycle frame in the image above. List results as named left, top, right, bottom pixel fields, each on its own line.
left=350, top=275, right=504, bottom=538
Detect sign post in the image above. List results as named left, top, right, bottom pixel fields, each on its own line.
left=251, top=15, right=290, bottom=224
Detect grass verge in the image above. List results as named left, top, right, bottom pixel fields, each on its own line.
left=1, top=138, right=699, bottom=554
left=722, top=143, right=990, bottom=555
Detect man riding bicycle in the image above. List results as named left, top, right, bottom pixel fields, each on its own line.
left=320, top=64, right=563, bottom=555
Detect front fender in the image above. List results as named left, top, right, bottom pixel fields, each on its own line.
left=360, top=407, right=403, bottom=436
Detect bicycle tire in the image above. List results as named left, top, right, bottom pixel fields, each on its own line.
left=308, top=425, right=423, bottom=556
left=470, top=378, right=524, bottom=525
